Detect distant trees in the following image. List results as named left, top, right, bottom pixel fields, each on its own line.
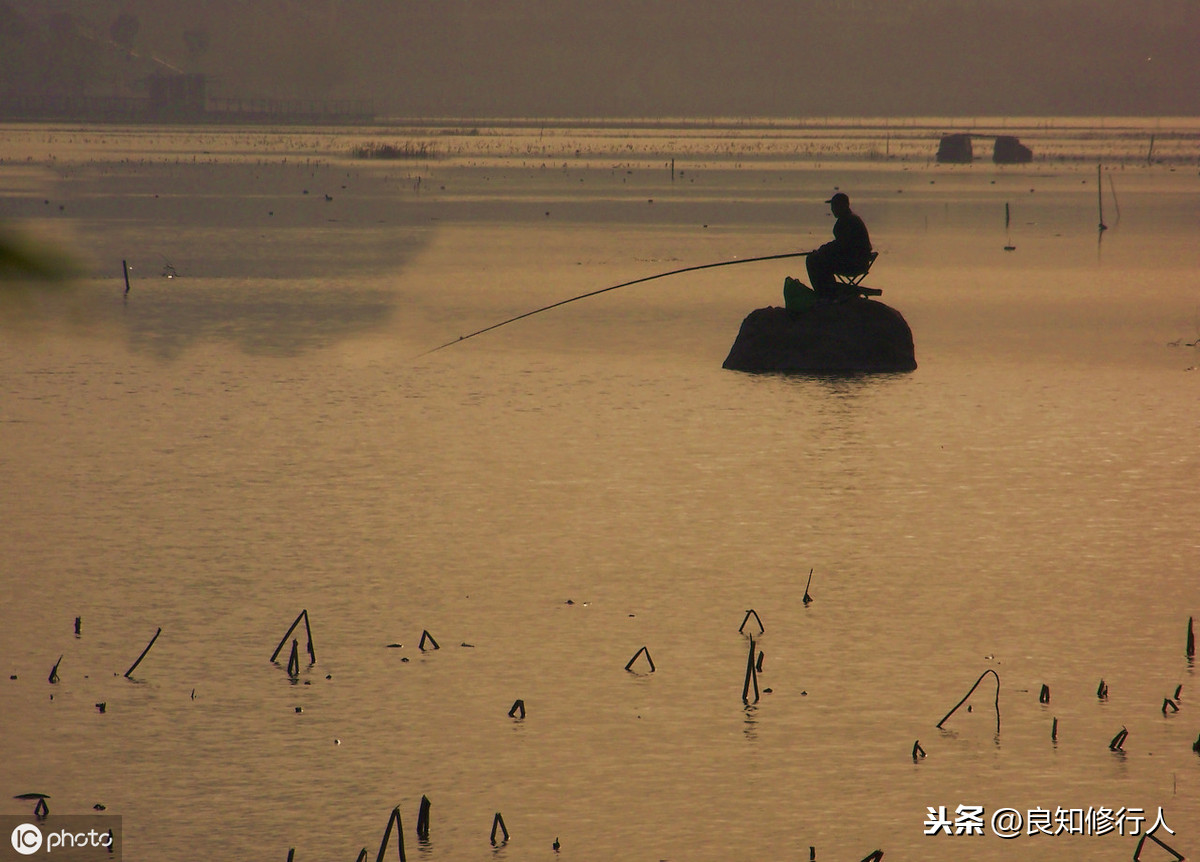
left=109, top=13, right=138, bottom=52
left=183, top=29, right=210, bottom=66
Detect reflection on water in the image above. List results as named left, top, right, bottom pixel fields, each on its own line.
left=1, top=122, right=1198, bottom=861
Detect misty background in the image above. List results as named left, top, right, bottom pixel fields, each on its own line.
left=2, top=0, right=1197, bottom=118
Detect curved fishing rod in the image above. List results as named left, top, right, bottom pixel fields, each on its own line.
left=419, top=250, right=811, bottom=356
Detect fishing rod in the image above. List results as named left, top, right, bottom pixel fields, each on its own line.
left=419, top=250, right=811, bottom=356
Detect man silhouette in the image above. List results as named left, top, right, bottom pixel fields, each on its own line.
left=806, top=192, right=872, bottom=301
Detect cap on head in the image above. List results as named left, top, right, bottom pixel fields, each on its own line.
left=824, top=192, right=850, bottom=206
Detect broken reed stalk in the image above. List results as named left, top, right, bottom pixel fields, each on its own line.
left=1097, top=679, right=1109, bottom=699
left=1109, top=726, right=1128, bottom=751
left=287, top=640, right=300, bottom=678
left=1051, top=717, right=1058, bottom=742
left=271, top=610, right=316, bottom=664
left=803, top=569, right=814, bottom=605
left=739, top=609, right=764, bottom=635
left=624, top=646, right=655, bottom=673
left=490, top=812, right=509, bottom=845
left=1134, top=830, right=1186, bottom=862
left=122, top=259, right=130, bottom=295
left=49, top=655, right=62, bottom=684
left=911, top=740, right=926, bottom=761
left=860, top=851, right=884, bottom=862
left=418, top=630, right=440, bottom=651
left=124, top=627, right=162, bottom=678
left=1162, top=697, right=1179, bottom=714
left=935, top=669, right=1000, bottom=735
left=286, top=850, right=294, bottom=862
left=508, top=699, right=526, bottom=719
left=416, top=796, right=431, bottom=840
left=742, top=636, right=759, bottom=705
left=1039, top=684, right=1050, bottom=704
left=375, top=806, right=406, bottom=862
left=1188, top=616, right=1195, bottom=659
left=354, top=851, right=368, bottom=862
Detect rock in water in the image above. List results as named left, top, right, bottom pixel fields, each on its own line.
left=722, top=301, right=917, bottom=373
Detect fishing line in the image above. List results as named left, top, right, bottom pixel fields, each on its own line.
left=418, top=250, right=811, bottom=356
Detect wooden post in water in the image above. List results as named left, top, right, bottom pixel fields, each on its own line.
left=742, top=636, right=759, bottom=704
left=936, top=669, right=1001, bottom=734
left=375, top=806, right=405, bottom=862
left=418, top=630, right=440, bottom=651
left=271, top=610, right=316, bottom=664
left=739, top=609, right=764, bottom=635
left=624, top=646, right=655, bottom=672
left=416, top=796, right=431, bottom=840
left=490, top=812, right=509, bottom=845
left=124, top=627, right=162, bottom=678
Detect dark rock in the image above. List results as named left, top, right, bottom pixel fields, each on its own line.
left=722, top=301, right=917, bottom=373
left=936, top=133, right=973, bottom=163
left=993, top=135, right=1033, bottom=164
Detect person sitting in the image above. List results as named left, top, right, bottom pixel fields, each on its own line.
left=805, top=192, right=873, bottom=301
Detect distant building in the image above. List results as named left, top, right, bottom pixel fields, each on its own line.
left=936, top=133, right=973, bottom=163
left=993, top=135, right=1033, bottom=164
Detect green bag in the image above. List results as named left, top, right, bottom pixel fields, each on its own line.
left=783, top=276, right=816, bottom=312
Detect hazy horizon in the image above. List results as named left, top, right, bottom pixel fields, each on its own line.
left=3, top=0, right=1198, bottom=118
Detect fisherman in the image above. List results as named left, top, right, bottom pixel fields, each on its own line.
left=805, top=192, right=873, bottom=301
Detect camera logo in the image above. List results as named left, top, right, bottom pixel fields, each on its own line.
left=10, top=823, right=43, bottom=855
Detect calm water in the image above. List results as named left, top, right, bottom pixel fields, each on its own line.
left=2, top=120, right=1199, bottom=861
